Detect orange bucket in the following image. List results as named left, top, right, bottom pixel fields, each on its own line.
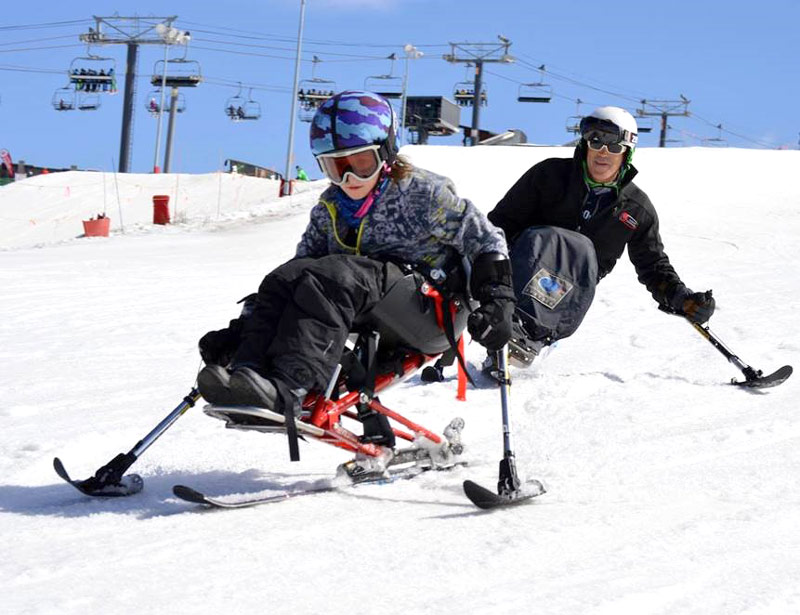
left=83, top=217, right=110, bottom=237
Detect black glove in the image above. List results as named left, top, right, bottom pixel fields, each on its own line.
left=668, top=287, right=715, bottom=324
left=199, top=328, right=240, bottom=366
left=682, top=290, right=715, bottom=324
left=199, top=294, right=257, bottom=365
left=467, top=253, right=516, bottom=351
left=468, top=300, right=515, bottom=351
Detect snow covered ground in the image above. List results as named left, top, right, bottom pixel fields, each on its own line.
left=1, top=145, right=798, bottom=615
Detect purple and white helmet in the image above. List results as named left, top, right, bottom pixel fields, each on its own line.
left=310, top=91, right=398, bottom=163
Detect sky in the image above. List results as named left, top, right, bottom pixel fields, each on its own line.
left=1, top=144, right=799, bottom=613
left=1, top=0, right=799, bottom=177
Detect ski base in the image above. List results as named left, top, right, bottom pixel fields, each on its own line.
left=463, top=479, right=545, bottom=510
left=733, top=364, right=792, bottom=389
left=53, top=457, right=143, bottom=497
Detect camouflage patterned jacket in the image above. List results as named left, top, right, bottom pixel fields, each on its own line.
left=295, top=167, right=507, bottom=277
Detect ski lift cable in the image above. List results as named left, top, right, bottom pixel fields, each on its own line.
left=516, top=52, right=651, bottom=102
left=177, top=19, right=448, bottom=48
left=688, top=110, right=776, bottom=148
left=0, top=43, right=84, bottom=54
left=0, top=34, right=80, bottom=47
left=0, top=19, right=91, bottom=31
left=483, top=68, right=601, bottom=107
left=515, top=58, right=642, bottom=106
left=0, top=64, right=65, bottom=74
left=193, top=36, right=396, bottom=60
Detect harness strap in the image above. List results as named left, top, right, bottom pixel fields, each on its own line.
left=420, top=283, right=475, bottom=388
left=272, top=379, right=301, bottom=461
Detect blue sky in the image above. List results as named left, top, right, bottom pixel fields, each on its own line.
left=1, top=0, right=798, bottom=176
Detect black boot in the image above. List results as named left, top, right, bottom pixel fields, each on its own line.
left=197, top=365, right=233, bottom=405
left=228, top=367, right=279, bottom=409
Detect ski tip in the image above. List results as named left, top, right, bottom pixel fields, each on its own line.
left=462, top=479, right=504, bottom=510
left=53, top=457, right=70, bottom=481
left=173, top=484, right=209, bottom=504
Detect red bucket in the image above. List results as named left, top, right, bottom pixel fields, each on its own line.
left=153, top=195, right=171, bottom=225
left=83, top=217, right=110, bottom=237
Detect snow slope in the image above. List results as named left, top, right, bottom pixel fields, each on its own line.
left=1, top=145, right=798, bottom=615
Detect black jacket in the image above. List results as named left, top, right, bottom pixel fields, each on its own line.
left=488, top=147, right=684, bottom=305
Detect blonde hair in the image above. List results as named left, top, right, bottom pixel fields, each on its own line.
left=389, top=154, right=414, bottom=182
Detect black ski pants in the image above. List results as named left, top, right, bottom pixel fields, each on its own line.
left=232, top=255, right=402, bottom=393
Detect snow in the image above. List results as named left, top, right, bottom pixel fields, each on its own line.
left=1, top=145, right=799, bottom=615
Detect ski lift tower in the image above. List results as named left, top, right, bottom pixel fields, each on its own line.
left=637, top=96, right=691, bottom=148
left=79, top=16, right=180, bottom=172
left=443, top=36, right=514, bottom=146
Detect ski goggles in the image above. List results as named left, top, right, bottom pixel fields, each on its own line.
left=315, top=144, right=384, bottom=186
left=584, top=130, right=626, bottom=155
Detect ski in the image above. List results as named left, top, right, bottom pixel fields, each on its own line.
left=732, top=364, right=792, bottom=389
left=463, top=479, right=545, bottom=511
left=53, top=456, right=143, bottom=497
left=173, top=465, right=432, bottom=510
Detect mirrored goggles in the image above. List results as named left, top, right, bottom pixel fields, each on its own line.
left=316, top=145, right=384, bottom=186
left=584, top=130, right=626, bottom=155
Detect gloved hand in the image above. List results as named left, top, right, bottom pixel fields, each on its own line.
left=198, top=293, right=257, bottom=365
left=468, top=253, right=516, bottom=351
left=468, top=298, right=515, bottom=351
left=682, top=290, right=715, bottom=324
left=668, top=286, right=715, bottom=324
left=199, top=327, right=239, bottom=366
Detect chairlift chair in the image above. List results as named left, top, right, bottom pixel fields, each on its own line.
left=565, top=99, right=585, bottom=135
left=517, top=82, right=552, bottom=103
left=364, top=75, right=402, bottom=100
left=68, top=54, right=117, bottom=93
left=76, top=92, right=101, bottom=111
left=702, top=124, right=727, bottom=147
left=453, top=81, right=486, bottom=107
left=637, top=117, right=653, bottom=134
left=151, top=58, right=203, bottom=88
left=225, top=85, right=261, bottom=122
left=364, top=54, right=402, bottom=99
left=297, top=79, right=335, bottom=110
left=297, top=56, right=336, bottom=119
left=565, top=115, right=583, bottom=135
left=51, top=86, right=76, bottom=111
left=145, top=89, right=186, bottom=115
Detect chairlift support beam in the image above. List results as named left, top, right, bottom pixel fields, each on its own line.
left=637, top=96, right=690, bottom=147
left=443, top=39, right=514, bottom=146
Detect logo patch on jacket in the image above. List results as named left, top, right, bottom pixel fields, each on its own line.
left=619, top=211, right=638, bottom=230
left=522, top=268, right=573, bottom=309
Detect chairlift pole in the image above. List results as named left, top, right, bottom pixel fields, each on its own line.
left=163, top=87, right=179, bottom=173
left=77, top=16, right=178, bottom=173
left=443, top=39, right=513, bottom=147
left=118, top=42, right=139, bottom=173
left=400, top=44, right=422, bottom=147
left=470, top=60, right=484, bottom=146
left=283, top=0, right=307, bottom=196
left=153, top=42, right=170, bottom=173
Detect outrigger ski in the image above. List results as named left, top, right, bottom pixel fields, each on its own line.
left=463, top=478, right=545, bottom=510
left=53, top=456, right=143, bottom=497
left=731, top=364, right=792, bottom=389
